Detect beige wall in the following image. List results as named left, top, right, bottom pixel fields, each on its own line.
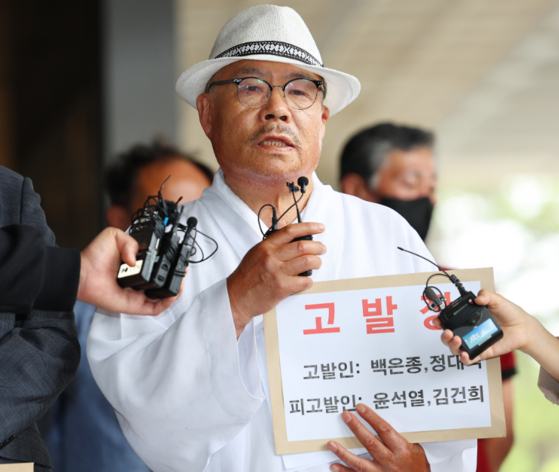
left=175, top=0, right=559, bottom=189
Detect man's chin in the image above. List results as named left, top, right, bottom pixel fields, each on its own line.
left=221, top=158, right=316, bottom=189
left=248, top=165, right=307, bottom=183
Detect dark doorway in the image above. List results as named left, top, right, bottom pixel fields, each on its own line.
left=0, top=0, right=103, bottom=249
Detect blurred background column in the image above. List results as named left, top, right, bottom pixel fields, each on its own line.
left=0, top=0, right=178, bottom=249
left=102, top=0, right=178, bottom=163
left=0, top=1, right=102, bottom=249
left=0, top=1, right=12, bottom=170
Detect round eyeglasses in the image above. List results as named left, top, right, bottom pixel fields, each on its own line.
left=207, top=76, right=325, bottom=110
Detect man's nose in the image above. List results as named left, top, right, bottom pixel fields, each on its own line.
left=260, top=86, right=290, bottom=122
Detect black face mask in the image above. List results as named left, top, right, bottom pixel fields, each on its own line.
left=379, top=196, right=434, bottom=241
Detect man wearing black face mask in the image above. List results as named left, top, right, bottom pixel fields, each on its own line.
left=339, top=122, right=436, bottom=240
left=340, top=125, right=517, bottom=472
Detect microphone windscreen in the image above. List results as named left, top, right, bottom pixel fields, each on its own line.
left=297, top=176, right=309, bottom=187
left=425, top=287, right=441, bottom=305
left=187, top=216, right=198, bottom=227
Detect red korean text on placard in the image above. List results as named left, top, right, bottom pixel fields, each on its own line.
left=303, top=303, right=341, bottom=335
left=420, top=292, right=450, bottom=330
left=362, top=296, right=398, bottom=334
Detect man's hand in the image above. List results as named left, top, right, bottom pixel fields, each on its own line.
left=327, top=404, right=430, bottom=472
left=227, top=222, right=326, bottom=337
left=78, top=227, right=181, bottom=315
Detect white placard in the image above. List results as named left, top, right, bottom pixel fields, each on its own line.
left=264, top=269, right=505, bottom=454
left=278, top=281, right=490, bottom=441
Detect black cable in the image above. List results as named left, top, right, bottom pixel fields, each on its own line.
left=396, top=246, right=468, bottom=295
left=258, top=204, right=276, bottom=237
left=190, top=239, right=204, bottom=263
left=276, top=188, right=304, bottom=226
left=157, top=175, right=172, bottom=217
left=422, top=284, right=445, bottom=313
left=187, top=228, right=218, bottom=264
left=290, top=182, right=302, bottom=223
left=397, top=246, right=464, bottom=313
left=130, top=177, right=175, bottom=230
left=258, top=184, right=305, bottom=240
left=156, top=206, right=184, bottom=264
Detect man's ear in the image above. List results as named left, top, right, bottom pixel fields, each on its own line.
left=340, top=173, right=375, bottom=202
left=105, top=205, right=131, bottom=232
left=197, top=93, right=213, bottom=140
left=320, top=106, right=330, bottom=139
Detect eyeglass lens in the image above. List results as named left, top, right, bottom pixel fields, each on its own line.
left=237, top=78, right=319, bottom=110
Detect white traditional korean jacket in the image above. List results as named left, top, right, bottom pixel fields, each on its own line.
left=88, top=170, right=477, bottom=472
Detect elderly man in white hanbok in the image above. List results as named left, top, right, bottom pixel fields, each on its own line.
left=88, top=5, right=477, bottom=472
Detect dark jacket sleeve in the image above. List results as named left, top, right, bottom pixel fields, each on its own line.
left=0, top=225, right=80, bottom=314
left=0, top=171, right=81, bottom=467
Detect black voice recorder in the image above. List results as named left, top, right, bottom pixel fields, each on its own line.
left=117, top=177, right=217, bottom=299
left=145, top=217, right=198, bottom=299
left=116, top=214, right=163, bottom=289
left=398, top=247, right=503, bottom=359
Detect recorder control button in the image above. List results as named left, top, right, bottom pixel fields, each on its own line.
left=117, top=260, right=144, bottom=278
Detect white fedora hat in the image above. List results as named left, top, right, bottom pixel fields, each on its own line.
left=176, top=5, right=361, bottom=116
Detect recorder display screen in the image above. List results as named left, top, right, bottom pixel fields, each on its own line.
left=463, top=319, right=499, bottom=349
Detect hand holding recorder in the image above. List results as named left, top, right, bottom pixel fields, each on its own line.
left=79, top=227, right=181, bottom=315
left=115, top=177, right=217, bottom=300
left=435, top=289, right=559, bottom=382
left=399, top=247, right=503, bottom=359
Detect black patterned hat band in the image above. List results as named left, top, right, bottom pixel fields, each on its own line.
left=215, top=41, right=323, bottom=68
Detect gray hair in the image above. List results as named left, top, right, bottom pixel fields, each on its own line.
left=340, top=123, right=435, bottom=185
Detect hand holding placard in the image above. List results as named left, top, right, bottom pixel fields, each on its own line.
left=327, top=404, right=430, bottom=472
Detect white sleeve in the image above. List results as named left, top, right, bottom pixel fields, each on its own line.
left=86, top=279, right=264, bottom=471
left=422, top=439, right=477, bottom=472
left=538, top=366, right=559, bottom=405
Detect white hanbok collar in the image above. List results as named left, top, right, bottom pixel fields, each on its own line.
left=210, top=168, right=328, bottom=235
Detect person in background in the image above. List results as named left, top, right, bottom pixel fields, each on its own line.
left=105, top=141, right=214, bottom=232
left=340, top=122, right=515, bottom=472
left=340, top=122, right=436, bottom=241
left=38, top=141, right=213, bottom=472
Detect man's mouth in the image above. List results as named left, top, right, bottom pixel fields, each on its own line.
left=259, top=137, right=294, bottom=148
left=249, top=124, right=301, bottom=148
left=261, top=140, right=288, bottom=147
